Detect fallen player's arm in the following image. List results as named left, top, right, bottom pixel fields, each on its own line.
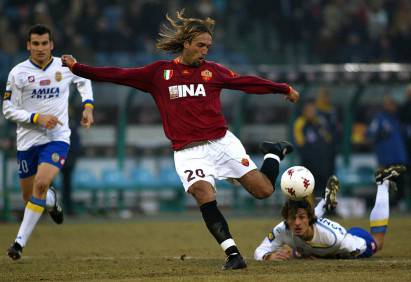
left=262, top=245, right=292, bottom=261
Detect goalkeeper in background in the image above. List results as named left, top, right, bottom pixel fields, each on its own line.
left=254, top=165, right=405, bottom=260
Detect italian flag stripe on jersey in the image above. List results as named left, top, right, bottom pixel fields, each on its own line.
left=164, top=70, right=173, bottom=80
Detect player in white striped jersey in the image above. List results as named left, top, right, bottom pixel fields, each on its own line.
left=254, top=165, right=406, bottom=260
left=4, top=24, right=94, bottom=260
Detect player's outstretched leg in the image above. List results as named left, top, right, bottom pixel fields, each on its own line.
left=190, top=181, right=246, bottom=270
left=47, top=186, right=64, bottom=224
left=324, top=175, right=339, bottom=212
left=260, top=141, right=294, bottom=160
left=314, top=175, right=340, bottom=218
left=259, top=141, right=294, bottom=186
left=200, top=200, right=246, bottom=270
left=370, top=165, right=406, bottom=251
left=7, top=196, right=46, bottom=260
left=375, top=165, right=406, bottom=188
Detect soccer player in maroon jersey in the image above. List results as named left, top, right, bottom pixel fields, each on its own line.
left=62, top=10, right=299, bottom=270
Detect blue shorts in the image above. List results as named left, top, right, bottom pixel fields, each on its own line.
left=17, top=141, right=70, bottom=178
left=347, top=227, right=378, bottom=258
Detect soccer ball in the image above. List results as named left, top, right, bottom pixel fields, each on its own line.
left=280, top=166, right=315, bottom=199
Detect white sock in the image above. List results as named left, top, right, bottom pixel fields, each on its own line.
left=264, top=153, right=280, bottom=163
left=15, top=197, right=45, bottom=247
left=220, top=238, right=236, bottom=252
left=315, top=198, right=326, bottom=218
left=46, top=188, right=56, bottom=209
left=370, top=180, right=389, bottom=233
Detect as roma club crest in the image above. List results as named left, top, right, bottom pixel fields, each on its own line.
left=55, top=71, right=62, bottom=82
left=163, top=70, right=173, bottom=80
left=201, top=69, right=212, bottom=82
left=241, top=158, right=249, bottom=167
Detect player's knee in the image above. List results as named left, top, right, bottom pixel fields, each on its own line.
left=33, top=178, right=50, bottom=195
left=188, top=181, right=215, bottom=204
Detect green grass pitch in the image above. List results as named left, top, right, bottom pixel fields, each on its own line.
left=1, top=215, right=411, bottom=281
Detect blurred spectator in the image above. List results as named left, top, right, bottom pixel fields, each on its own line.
left=315, top=28, right=340, bottom=63
left=60, top=105, right=81, bottom=215
left=293, top=100, right=334, bottom=197
left=1, top=0, right=411, bottom=66
left=368, top=96, right=408, bottom=208
left=399, top=84, right=411, bottom=210
left=390, top=0, right=411, bottom=62
left=315, top=87, right=340, bottom=180
left=33, top=2, right=53, bottom=27
left=341, top=32, right=368, bottom=62
left=371, top=34, right=395, bottom=62
left=367, top=0, right=388, bottom=41
left=0, top=113, right=14, bottom=153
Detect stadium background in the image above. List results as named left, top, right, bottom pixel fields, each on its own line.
left=1, top=1, right=411, bottom=281
left=1, top=0, right=411, bottom=219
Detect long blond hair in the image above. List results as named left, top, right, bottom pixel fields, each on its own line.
left=156, top=9, right=215, bottom=53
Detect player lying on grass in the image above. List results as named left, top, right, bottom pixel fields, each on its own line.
left=254, top=165, right=406, bottom=260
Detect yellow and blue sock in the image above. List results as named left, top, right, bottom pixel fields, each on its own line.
left=370, top=181, right=389, bottom=233
left=15, top=196, right=45, bottom=247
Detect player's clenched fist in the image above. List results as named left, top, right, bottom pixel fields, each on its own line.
left=61, top=54, right=77, bottom=69
left=263, top=245, right=292, bottom=261
left=81, top=107, right=94, bottom=128
left=36, top=114, right=63, bottom=130
left=285, top=86, right=300, bottom=103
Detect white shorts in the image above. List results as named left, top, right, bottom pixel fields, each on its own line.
left=174, top=131, right=257, bottom=191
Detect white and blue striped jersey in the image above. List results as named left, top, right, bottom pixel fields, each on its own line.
left=3, top=57, right=93, bottom=150
left=254, top=218, right=367, bottom=260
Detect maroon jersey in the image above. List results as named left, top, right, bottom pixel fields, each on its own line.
left=72, top=59, right=291, bottom=150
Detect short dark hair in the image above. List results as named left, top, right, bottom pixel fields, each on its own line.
left=27, top=24, right=53, bottom=42
left=281, top=199, right=317, bottom=228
